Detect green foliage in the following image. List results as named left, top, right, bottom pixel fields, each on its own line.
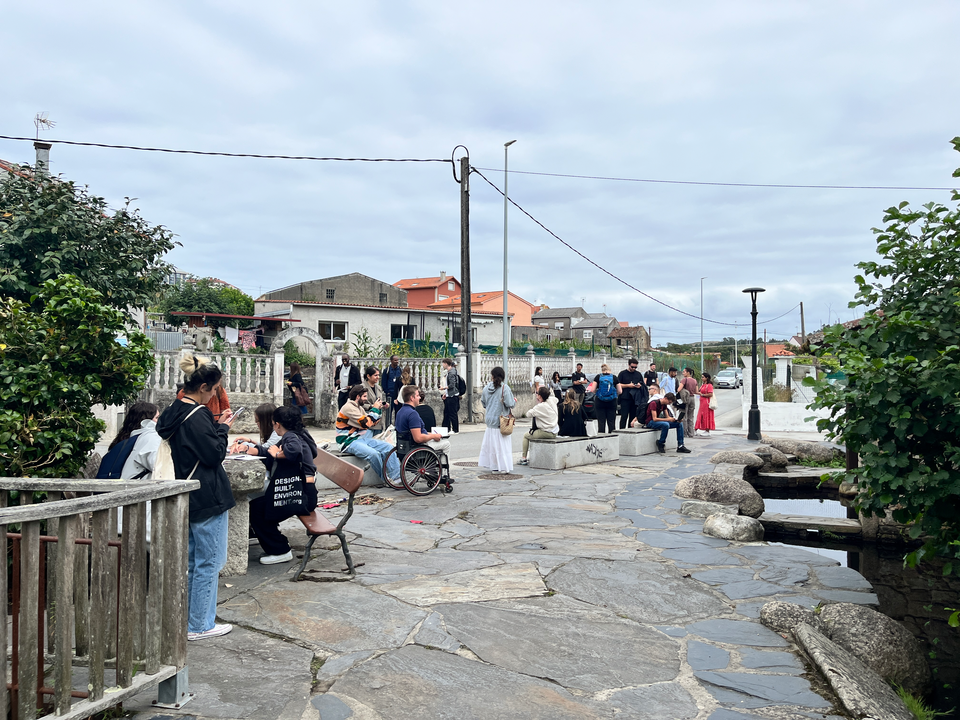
left=155, top=278, right=254, bottom=328
left=806, top=136, right=960, bottom=572
left=351, top=326, right=383, bottom=358
left=283, top=340, right=314, bottom=368
left=0, top=275, right=154, bottom=477
left=763, top=384, right=793, bottom=402
left=895, top=684, right=952, bottom=719
left=0, top=168, right=175, bottom=310
left=797, top=456, right=845, bottom=469
left=510, top=337, right=592, bottom=352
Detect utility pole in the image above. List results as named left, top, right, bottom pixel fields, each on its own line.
left=800, top=301, right=806, bottom=346
left=734, top=325, right=738, bottom=367
left=458, top=152, right=474, bottom=422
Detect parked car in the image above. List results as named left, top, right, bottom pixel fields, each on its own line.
left=716, top=369, right=741, bottom=389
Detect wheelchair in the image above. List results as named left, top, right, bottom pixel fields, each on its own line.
left=383, top=436, right=453, bottom=496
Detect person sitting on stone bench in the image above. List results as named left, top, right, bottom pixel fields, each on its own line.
left=336, top=385, right=401, bottom=486
left=518, top=387, right=559, bottom=466
left=644, top=393, right=691, bottom=454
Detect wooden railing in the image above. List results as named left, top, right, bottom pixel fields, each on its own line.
left=0, top=478, right=198, bottom=720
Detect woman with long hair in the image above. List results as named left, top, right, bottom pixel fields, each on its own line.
left=695, top=371, right=716, bottom=436
left=108, top=401, right=160, bottom=479
left=478, top=367, right=516, bottom=473
left=558, top=389, right=587, bottom=437
left=157, top=351, right=236, bottom=641
left=532, top=366, right=544, bottom=395
left=592, top=363, right=619, bottom=434
left=231, top=403, right=281, bottom=500
left=286, top=361, right=308, bottom=415
left=548, top=371, right=563, bottom=402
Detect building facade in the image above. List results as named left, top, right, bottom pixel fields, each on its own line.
left=262, top=273, right=407, bottom=307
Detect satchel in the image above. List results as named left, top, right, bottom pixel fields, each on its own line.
left=293, top=385, right=311, bottom=408
left=497, top=386, right=515, bottom=435
left=709, top=396, right=718, bottom=410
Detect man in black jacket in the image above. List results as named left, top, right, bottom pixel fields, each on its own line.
left=335, top=354, right=361, bottom=410
left=617, top=358, right=645, bottom=429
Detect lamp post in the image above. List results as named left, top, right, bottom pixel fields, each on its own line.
left=700, top=277, right=707, bottom=374
left=743, top=287, right=766, bottom=441
left=502, top=139, right=516, bottom=373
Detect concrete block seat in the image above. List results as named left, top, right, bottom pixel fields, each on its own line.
left=615, top=427, right=678, bottom=456
left=527, top=433, right=620, bottom=470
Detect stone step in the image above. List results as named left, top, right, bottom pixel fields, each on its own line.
left=754, top=467, right=843, bottom=489
left=759, top=512, right=862, bottom=538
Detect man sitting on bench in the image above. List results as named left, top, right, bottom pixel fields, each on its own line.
left=395, top=385, right=452, bottom=462
left=645, top=393, right=692, bottom=454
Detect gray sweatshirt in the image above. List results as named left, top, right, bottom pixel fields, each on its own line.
left=481, top=381, right=516, bottom=428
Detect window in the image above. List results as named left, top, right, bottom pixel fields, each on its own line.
left=379, top=292, right=388, bottom=304
left=439, top=295, right=448, bottom=301
left=325, top=288, right=335, bottom=300
left=582, top=330, right=593, bottom=339
left=554, top=322, right=563, bottom=330
left=391, top=324, right=416, bottom=340
left=318, top=321, right=347, bottom=341
left=521, top=333, right=528, bottom=341
left=448, top=281, right=455, bottom=291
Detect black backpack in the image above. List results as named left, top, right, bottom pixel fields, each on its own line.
left=96, top=436, right=141, bottom=479
left=457, top=374, right=466, bottom=395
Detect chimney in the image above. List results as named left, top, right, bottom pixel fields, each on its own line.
left=439, top=271, right=446, bottom=282
left=34, top=141, right=52, bottom=175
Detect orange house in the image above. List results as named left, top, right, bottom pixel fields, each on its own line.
left=429, top=291, right=537, bottom=326
left=394, top=272, right=461, bottom=309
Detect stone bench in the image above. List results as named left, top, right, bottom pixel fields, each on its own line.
left=223, top=457, right=269, bottom=576
left=324, top=450, right=383, bottom=489
left=615, top=427, right=678, bottom=455
left=527, top=433, right=620, bottom=470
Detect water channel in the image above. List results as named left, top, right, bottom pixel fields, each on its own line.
left=761, top=488, right=960, bottom=713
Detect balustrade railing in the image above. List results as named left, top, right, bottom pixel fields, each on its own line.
left=147, top=351, right=276, bottom=394
left=0, top=478, right=197, bottom=720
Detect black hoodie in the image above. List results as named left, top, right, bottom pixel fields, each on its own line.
left=157, top=399, right=236, bottom=523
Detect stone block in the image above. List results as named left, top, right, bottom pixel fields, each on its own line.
left=703, top=514, right=764, bottom=542
left=616, top=427, right=678, bottom=455
left=223, top=458, right=268, bottom=576
left=323, top=451, right=383, bottom=489
left=680, top=501, right=739, bottom=518
left=528, top=434, right=620, bottom=470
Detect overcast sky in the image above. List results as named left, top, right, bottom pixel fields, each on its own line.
left=3, top=1, right=958, bottom=344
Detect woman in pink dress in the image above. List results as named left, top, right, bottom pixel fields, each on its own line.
left=695, top=372, right=715, bottom=435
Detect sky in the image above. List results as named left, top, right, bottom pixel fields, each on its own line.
left=3, top=1, right=959, bottom=346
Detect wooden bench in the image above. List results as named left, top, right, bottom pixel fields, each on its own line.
left=324, top=447, right=384, bottom=489
left=527, top=434, right=620, bottom=470
left=292, top=449, right=364, bottom=581
left=615, top=427, right=678, bottom=455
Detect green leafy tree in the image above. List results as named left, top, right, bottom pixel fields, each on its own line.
left=0, top=167, right=176, bottom=310
left=219, top=285, right=254, bottom=317
left=0, top=276, right=154, bottom=477
left=806, top=136, right=960, bottom=571
left=156, top=279, right=254, bottom=327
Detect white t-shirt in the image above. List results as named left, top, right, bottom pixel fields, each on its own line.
left=339, top=364, right=352, bottom=391
left=532, top=374, right=544, bottom=389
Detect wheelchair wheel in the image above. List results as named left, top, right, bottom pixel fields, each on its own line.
left=382, top=448, right=405, bottom=490
left=401, top=447, right=442, bottom=496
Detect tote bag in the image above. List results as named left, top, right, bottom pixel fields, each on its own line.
left=497, top=387, right=515, bottom=436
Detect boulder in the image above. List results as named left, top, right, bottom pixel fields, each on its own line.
left=795, top=442, right=837, bottom=463
left=762, top=436, right=800, bottom=455
left=818, top=602, right=931, bottom=695
left=703, top=514, right=764, bottom=542
left=755, top=445, right=790, bottom=468
left=793, top=623, right=914, bottom=720
left=708, top=451, right=764, bottom=468
left=760, top=601, right=822, bottom=635
left=675, top=473, right=765, bottom=518
left=680, top=500, right=739, bottom=518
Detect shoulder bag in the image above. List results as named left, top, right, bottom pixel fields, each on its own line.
left=153, top=405, right=204, bottom=481
left=498, top=387, right=515, bottom=436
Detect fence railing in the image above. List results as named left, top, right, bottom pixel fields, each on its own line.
left=147, top=351, right=277, bottom=394
left=0, top=478, right=197, bottom=720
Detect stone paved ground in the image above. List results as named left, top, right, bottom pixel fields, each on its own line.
left=127, top=431, right=864, bottom=720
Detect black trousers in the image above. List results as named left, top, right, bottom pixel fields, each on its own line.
left=249, top=495, right=291, bottom=555
left=595, top=399, right=618, bottom=434
left=337, top=391, right=348, bottom=410
left=619, top=397, right=639, bottom=429
left=443, top=396, right=460, bottom=433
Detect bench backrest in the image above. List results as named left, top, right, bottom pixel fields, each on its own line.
left=315, top=448, right=364, bottom=494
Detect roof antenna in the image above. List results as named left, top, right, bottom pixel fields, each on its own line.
left=34, top=112, right=56, bottom=139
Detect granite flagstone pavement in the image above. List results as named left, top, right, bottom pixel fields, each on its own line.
left=126, top=431, right=866, bottom=720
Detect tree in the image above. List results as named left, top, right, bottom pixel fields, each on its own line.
left=0, top=167, right=176, bottom=310
left=156, top=279, right=254, bottom=327
left=806, top=136, right=960, bottom=571
left=0, top=275, right=155, bottom=478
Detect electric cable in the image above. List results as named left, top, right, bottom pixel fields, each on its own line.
left=472, top=167, right=800, bottom=328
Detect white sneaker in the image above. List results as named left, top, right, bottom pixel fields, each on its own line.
left=187, top=623, right=233, bottom=641
left=259, top=550, right=293, bottom=565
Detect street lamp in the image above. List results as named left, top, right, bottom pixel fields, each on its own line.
left=700, top=277, right=707, bottom=374
left=743, top=287, right=766, bottom=441
left=502, top=139, right=516, bottom=373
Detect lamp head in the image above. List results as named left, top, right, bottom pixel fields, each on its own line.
left=505, top=140, right=517, bottom=148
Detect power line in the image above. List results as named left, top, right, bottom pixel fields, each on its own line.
left=0, top=135, right=450, bottom=164
left=473, top=166, right=955, bottom=192
left=472, top=167, right=800, bottom=328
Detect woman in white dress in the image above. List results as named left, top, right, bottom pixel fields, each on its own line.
left=478, top=367, right=516, bottom=473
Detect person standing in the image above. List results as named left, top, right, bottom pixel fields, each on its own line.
left=176, top=382, right=230, bottom=421
left=440, top=358, right=460, bottom=434
left=286, top=361, right=308, bottom=415
left=518, top=387, right=559, bottom=465
left=548, top=371, right=563, bottom=402
left=696, top=372, right=716, bottom=436
left=644, top=362, right=659, bottom=388
left=531, top=366, right=544, bottom=395
left=571, top=362, right=587, bottom=397
left=157, top=352, right=236, bottom=641
left=334, top=354, right=361, bottom=410
left=617, top=358, right=645, bottom=429
left=660, top=367, right=679, bottom=395
left=592, top=363, right=619, bottom=434
left=360, top=366, right=386, bottom=435
left=679, top=367, right=699, bottom=439
left=479, top=367, right=516, bottom=473
left=380, top=355, right=403, bottom=426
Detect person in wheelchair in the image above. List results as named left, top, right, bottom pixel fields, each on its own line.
left=395, top=384, right=452, bottom=477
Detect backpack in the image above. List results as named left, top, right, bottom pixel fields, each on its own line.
left=457, top=374, right=466, bottom=395
left=96, top=436, right=140, bottom=479
left=154, top=405, right=203, bottom=481
left=597, top=374, right=618, bottom=402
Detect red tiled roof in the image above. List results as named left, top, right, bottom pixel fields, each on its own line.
left=256, top=298, right=505, bottom=317
left=394, top=275, right=460, bottom=289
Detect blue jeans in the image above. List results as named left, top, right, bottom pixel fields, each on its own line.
left=187, top=510, right=229, bottom=633
left=647, top=420, right=684, bottom=446
left=346, top=436, right=400, bottom=481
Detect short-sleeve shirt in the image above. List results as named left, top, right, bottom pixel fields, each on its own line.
left=571, top=371, right=587, bottom=393
left=644, top=370, right=659, bottom=386
left=618, top=369, right=644, bottom=391
left=395, top=404, right=425, bottom=440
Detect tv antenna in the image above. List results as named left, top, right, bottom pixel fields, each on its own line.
left=34, top=113, right=56, bottom=139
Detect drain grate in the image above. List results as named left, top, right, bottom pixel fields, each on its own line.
left=454, top=461, right=479, bottom=467
left=478, top=472, right=523, bottom=480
